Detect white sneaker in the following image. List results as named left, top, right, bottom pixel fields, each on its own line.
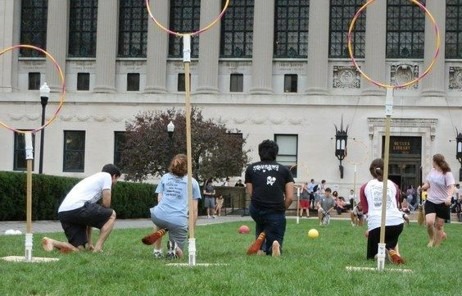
left=153, top=249, right=163, bottom=259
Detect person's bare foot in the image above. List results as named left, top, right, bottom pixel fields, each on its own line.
left=42, top=237, right=54, bottom=252
left=272, top=241, right=281, bottom=257
left=427, top=240, right=434, bottom=248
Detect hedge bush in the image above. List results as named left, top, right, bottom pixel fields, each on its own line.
left=0, top=171, right=155, bottom=221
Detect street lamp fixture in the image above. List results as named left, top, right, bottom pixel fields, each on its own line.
left=39, top=82, right=50, bottom=174
left=335, top=118, right=348, bottom=179
left=456, top=129, right=462, bottom=181
left=167, top=120, right=175, bottom=163
left=167, top=120, right=175, bottom=139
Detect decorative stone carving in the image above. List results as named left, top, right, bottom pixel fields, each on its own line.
left=332, top=66, right=360, bottom=89
left=390, top=63, right=419, bottom=89
left=449, top=66, right=462, bottom=90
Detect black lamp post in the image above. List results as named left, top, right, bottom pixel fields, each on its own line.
left=456, top=130, right=462, bottom=181
left=335, top=119, right=348, bottom=179
left=39, top=82, right=50, bottom=174
left=167, top=120, right=175, bottom=158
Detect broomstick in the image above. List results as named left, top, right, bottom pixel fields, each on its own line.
left=417, top=189, right=425, bottom=225
left=247, top=231, right=266, bottom=255
left=141, top=228, right=168, bottom=245
left=417, top=204, right=424, bottom=225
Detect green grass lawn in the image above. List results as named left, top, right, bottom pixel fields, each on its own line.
left=1, top=219, right=461, bottom=296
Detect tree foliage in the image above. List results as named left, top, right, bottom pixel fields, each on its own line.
left=120, top=107, right=250, bottom=182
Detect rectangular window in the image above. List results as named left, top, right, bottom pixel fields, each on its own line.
left=68, top=0, right=98, bottom=57
left=13, top=132, right=35, bottom=171
left=230, top=73, right=244, bottom=92
left=220, top=0, right=254, bottom=58
left=329, top=0, right=365, bottom=58
left=274, top=0, right=309, bottom=58
left=118, top=0, right=148, bottom=57
left=177, top=73, right=191, bottom=92
left=28, top=72, right=41, bottom=90
left=77, top=73, right=90, bottom=91
left=114, top=131, right=126, bottom=169
left=63, top=130, right=86, bottom=172
left=127, top=73, right=140, bottom=91
left=169, top=0, right=200, bottom=58
left=275, top=134, right=298, bottom=177
left=284, top=74, right=298, bottom=93
left=20, top=0, right=48, bottom=57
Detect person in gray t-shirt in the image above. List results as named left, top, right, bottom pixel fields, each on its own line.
left=316, top=188, right=335, bottom=225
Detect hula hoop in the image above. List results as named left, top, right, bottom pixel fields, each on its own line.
left=0, top=44, right=66, bottom=134
left=145, top=0, right=230, bottom=36
left=347, top=0, right=440, bottom=89
left=344, top=139, right=368, bottom=166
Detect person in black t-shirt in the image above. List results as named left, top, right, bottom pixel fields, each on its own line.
left=245, top=140, right=294, bottom=256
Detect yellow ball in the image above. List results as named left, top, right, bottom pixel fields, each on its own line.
left=308, top=229, right=319, bottom=239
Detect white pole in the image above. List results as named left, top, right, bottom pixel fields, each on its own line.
left=24, top=132, right=34, bottom=261
left=296, top=187, right=300, bottom=224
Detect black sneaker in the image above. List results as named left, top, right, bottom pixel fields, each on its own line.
left=166, top=240, right=178, bottom=260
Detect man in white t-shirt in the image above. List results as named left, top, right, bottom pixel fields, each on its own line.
left=42, top=164, right=121, bottom=253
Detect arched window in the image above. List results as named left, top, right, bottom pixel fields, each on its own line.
left=329, top=0, right=365, bottom=58
left=386, top=0, right=425, bottom=59
left=446, top=0, right=462, bottom=59
left=118, top=0, right=148, bottom=58
left=68, top=0, right=98, bottom=57
left=220, top=0, right=254, bottom=58
left=168, top=0, right=200, bottom=58
left=20, top=0, right=47, bottom=57
left=274, top=0, right=309, bottom=59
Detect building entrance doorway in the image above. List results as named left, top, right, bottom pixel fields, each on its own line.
left=383, top=136, right=422, bottom=194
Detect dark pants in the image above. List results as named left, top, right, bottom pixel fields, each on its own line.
left=249, top=203, right=286, bottom=255
left=367, top=224, right=404, bottom=259
left=58, top=202, right=113, bottom=247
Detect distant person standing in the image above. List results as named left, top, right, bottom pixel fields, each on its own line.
left=421, top=154, right=455, bottom=247
left=203, top=178, right=216, bottom=219
left=245, top=140, right=294, bottom=256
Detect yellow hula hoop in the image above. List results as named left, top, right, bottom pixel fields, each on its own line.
left=0, top=44, right=66, bottom=134
left=145, top=0, right=230, bottom=37
left=347, top=0, right=441, bottom=89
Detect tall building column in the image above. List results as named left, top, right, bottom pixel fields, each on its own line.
left=93, top=0, right=118, bottom=93
left=305, top=0, right=329, bottom=95
left=46, top=0, right=68, bottom=93
left=144, top=0, right=169, bottom=94
left=0, top=0, right=20, bottom=92
left=250, top=0, right=274, bottom=94
left=196, top=0, right=221, bottom=94
left=361, top=0, right=386, bottom=96
left=421, top=0, right=445, bottom=97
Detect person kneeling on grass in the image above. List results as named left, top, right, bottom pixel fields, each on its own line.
left=350, top=202, right=364, bottom=227
left=245, top=140, right=294, bottom=257
left=360, top=158, right=405, bottom=264
left=142, top=154, right=201, bottom=259
left=42, top=164, right=121, bottom=253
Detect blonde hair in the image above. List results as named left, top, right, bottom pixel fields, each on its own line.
left=169, top=154, right=188, bottom=177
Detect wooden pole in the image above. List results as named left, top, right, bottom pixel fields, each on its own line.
left=182, top=35, right=196, bottom=266
left=378, top=88, right=393, bottom=271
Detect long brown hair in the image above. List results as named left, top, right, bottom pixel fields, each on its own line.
left=433, top=153, right=451, bottom=174
left=169, top=154, right=188, bottom=177
left=369, top=158, right=384, bottom=181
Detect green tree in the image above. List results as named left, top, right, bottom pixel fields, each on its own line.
left=120, top=108, right=249, bottom=182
